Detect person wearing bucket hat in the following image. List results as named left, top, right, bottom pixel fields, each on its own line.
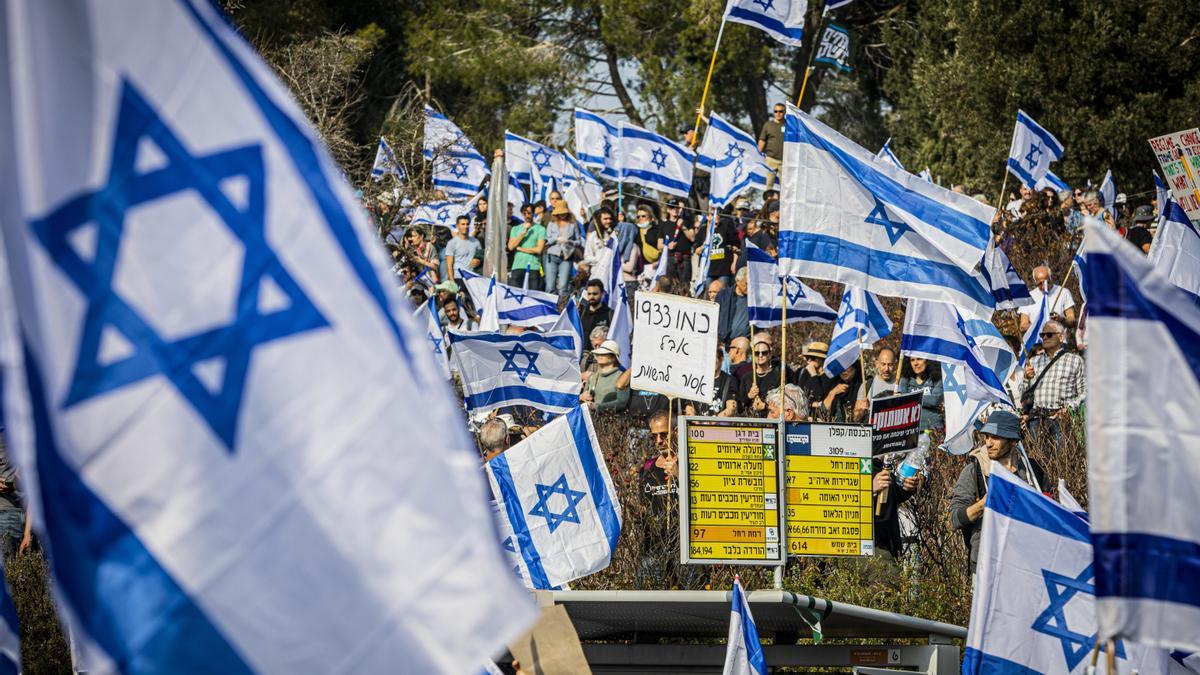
left=545, top=200, right=582, bottom=297
left=948, top=408, right=1047, bottom=572
left=1127, top=204, right=1154, bottom=254
left=580, top=340, right=630, bottom=412
left=794, top=341, right=832, bottom=414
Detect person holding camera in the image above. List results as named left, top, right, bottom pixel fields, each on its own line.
left=1019, top=320, right=1084, bottom=449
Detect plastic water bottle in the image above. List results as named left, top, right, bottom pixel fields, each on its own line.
left=897, top=431, right=931, bottom=481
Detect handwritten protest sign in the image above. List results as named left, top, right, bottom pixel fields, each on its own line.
left=1149, top=129, right=1200, bottom=223
left=631, top=291, right=719, bottom=401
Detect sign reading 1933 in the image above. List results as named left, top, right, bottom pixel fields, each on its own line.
left=631, top=291, right=719, bottom=402
left=678, top=416, right=785, bottom=566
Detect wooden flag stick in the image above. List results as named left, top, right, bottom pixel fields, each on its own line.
left=690, top=17, right=727, bottom=148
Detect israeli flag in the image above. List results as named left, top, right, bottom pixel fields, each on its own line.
left=505, top=131, right=566, bottom=186
left=1147, top=198, right=1200, bottom=299
left=371, top=136, right=404, bottom=182
left=1084, top=223, right=1200, bottom=653
left=694, top=218, right=716, bottom=297
left=1036, top=170, right=1070, bottom=193
left=1019, top=289, right=1049, bottom=367
left=746, top=241, right=836, bottom=327
left=939, top=365, right=993, bottom=455
left=419, top=299, right=451, bottom=379
left=507, top=173, right=528, bottom=215
left=980, top=242, right=1033, bottom=310
left=875, top=139, right=904, bottom=170
left=697, top=113, right=768, bottom=208
left=722, top=577, right=767, bottom=675
left=411, top=198, right=472, bottom=230
left=1155, top=172, right=1170, bottom=226
left=644, top=237, right=671, bottom=290
left=778, top=105, right=997, bottom=318
left=824, top=287, right=891, bottom=377
left=449, top=330, right=582, bottom=414
left=724, top=0, right=808, bottom=47
left=424, top=106, right=490, bottom=198
left=0, top=561, right=19, bottom=675
left=618, top=122, right=696, bottom=198
left=918, top=167, right=933, bottom=183
left=486, top=405, right=622, bottom=589
left=574, top=108, right=620, bottom=180
left=965, top=465, right=1170, bottom=675
left=1058, top=480, right=1088, bottom=520
left=900, top=300, right=1012, bottom=405
left=1006, top=110, right=1064, bottom=189
left=1100, top=169, right=1116, bottom=216
left=459, top=268, right=561, bottom=330
left=1072, top=244, right=1088, bottom=302
left=594, top=238, right=633, bottom=369
left=550, top=297, right=585, bottom=360
left=0, top=1, right=534, bottom=671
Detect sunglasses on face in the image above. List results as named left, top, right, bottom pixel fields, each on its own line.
left=773, top=110, right=785, bottom=114
left=651, top=431, right=669, bottom=440
left=754, top=349, right=771, bottom=356
left=637, top=213, right=650, bottom=219
left=1040, top=331, right=1060, bottom=338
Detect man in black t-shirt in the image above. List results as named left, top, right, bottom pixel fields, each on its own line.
left=699, top=214, right=741, bottom=286
left=1127, top=204, right=1154, bottom=254
left=664, top=198, right=698, bottom=284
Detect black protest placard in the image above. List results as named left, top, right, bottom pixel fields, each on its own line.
left=869, top=391, right=922, bottom=455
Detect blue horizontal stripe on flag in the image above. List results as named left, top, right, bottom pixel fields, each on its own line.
left=1006, top=158, right=1037, bottom=189
left=779, top=231, right=995, bottom=309
left=900, top=334, right=1008, bottom=396
left=446, top=331, right=575, bottom=350
left=464, top=386, right=579, bottom=413
left=1092, top=531, right=1200, bottom=609
left=574, top=109, right=618, bottom=133
left=1015, top=111, right=1065, bottom=157
left=488, top=454, right=553, bottom=589
left=726, top=6, right=804, bottom=42
left=746, top=245, right=775, bottom=264
left=500, top=305, right=559, bottom=323
left=787, top=118, right=990, bottom=253
left=708, top=114, right=757, bottom=145
left=619, top=127, right=694, bottom=161
left=712, top=173, right=766, bottom=208
left=985, top=471, right=1089, bottom=543
left=577, top=152, right=607, bottom=166
left=962, top=647, right=1043, bottom=675
left=433, top=178, right=484, bottom=193
left=619, top=168, right=691, bottom=195
left=567, top=408, right=621, bottom=557
left=748, top=307, right=836, bottom=323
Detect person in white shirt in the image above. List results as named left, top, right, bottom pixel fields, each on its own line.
left=1018, top=265, right=1076, bottom=333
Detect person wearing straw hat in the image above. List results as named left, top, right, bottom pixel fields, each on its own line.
left=794, top=340, right=832, bottom=417
left=580, top=340, right=630, bottom=412
left=545, top=200, right=581, bottom=297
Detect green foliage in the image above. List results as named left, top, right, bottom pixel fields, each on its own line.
left=7, top=553, right=71, bottom=673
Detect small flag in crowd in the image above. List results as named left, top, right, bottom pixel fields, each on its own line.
left=486, top=405, right=622, bottom=590
left=824, top=287, right=892, bottom=377
left=1035, top=170, right=1070, bottom=193
left=875, top=139, right=904, bottom=171
left=419, top=298, right=452, bottom=380
left=449, top=330, right=582, bottom=414
left=746, top=241, right=836, bottom=327
left=592, top=238, right=633, bottom=369
left=371, top=136, right=404, bottom=182
left=721, top=577, right=767, bottom=675
left=1084, top=223, right=1200, bottom=653
left=1005, top=110, right=1064, bottom=190
left=424, top=105, right=491, bottom=198
left=1154, top=171, right=1170, bottom=226
left=980, top=242, right=1033, bottom=310
left=778, top=105, right=997, bottom=318
left=1058, top=480, right=1087, bottom=520
left=964, top=465, right=1170, bottom=674
left=697, top=113, right=769, bottom=208
left=1147, top=197, right=1200, bottom=299
left=938, top=314, right=1020, bottom=454
left=693, top=217, right=717, bottom=297
left=618, top=121, right=696, bottom=198
left=901, top=300, right=1013, bottom=405
left=724, top=0, right=807, bottom=47
left=0, top=1, right=535, bottom=670
left=1100, top=169, right=1116, bottom=216
left=505, top=131, right=566, bottom=186
left=562, top=151, right=605, bottom=223
left=459, top=268, right=561, bottom=330
left=644, top=237, right=671, bottom=290
left=574, top=107, right=620, bottom=180
left=1018, top=289, right=1048, bottom=368
left=550, top=297, right=585, bottom=360
left=508, top=173, right=528, bottom=215
left=410, top=198, right=473, bottom=230
left=814, top=23, right=853, bottom=72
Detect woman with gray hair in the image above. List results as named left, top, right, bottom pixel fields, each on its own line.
left=764, top=384, right=808, bottom=421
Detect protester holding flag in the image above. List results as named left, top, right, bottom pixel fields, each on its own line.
left=1019, top=320, right=1084, bottom=447
left=1018, top=266, right=1077, bottom=332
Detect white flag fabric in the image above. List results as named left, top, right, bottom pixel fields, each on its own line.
left=504, top=131, right=567, bottom=186
left=697, top=113, right=768, bottom=208
left=410, top=198, right=473, bottom=231
left=1036, top=170, right=1070, bottom=193
left=618, top=122, right=695, bottom=198
left=823, top=287, right=891, bottom=377
left=1155, top=172, right=1170, bottom=228
left=939, top=312, right=1018, bottom=454
left=1006, top=110, right=1064, bottom=190
left=1147, top=198, right=1200, bottom=299
left=693, top=217, right=716, bottom=297
left=371, top=136, right=404, bottom=182
left=550, top=297, right=585, bottom=361
left=1058, top=479, right=1087, bottom=519
left=875, top=139, right=904, bottom=170
left=964, top=465, right=1170, bottom=675
left=424, top=106, right=490, bottom=198
left=562, top=151, right=605, bottom=224
left=592, top=239, right=633, bottom=369
left=574, top=108, right=620, bottom=180
left=900, top=300, right=1013, bottom=405
left=745, top=241, right=835, bottom=327
left=1084, top=223, right=1200, bottom=653
left=486, top=405, right=621, bottom=589
left=778, top=105, right=997, bottom=318
left=459, top=268, right=560, bottom=329
left=418, top=299, right=452, bottom=379
left=1019, top=289, right=1049, bottom=368
left=724, top=0, right=808, bottom=47
left=981, top=242, right=1034, bottom=310
left=0, top=1, right=534, bottom=671
left=722, top=577, right=767, bottom=675
left=448, top=330, right=582, bottom=414
left=1100, top=169, right=1116, bottom=217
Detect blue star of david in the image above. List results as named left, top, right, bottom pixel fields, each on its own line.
left=28, top=80, right=328, bottom=451
left=450, top=160, right=468, bottom=179
left=427, top=331, right=444, bottom=355
left=865, top=199, right=910, bottom=245
left=1025, top=143, right=1043, bottom=170
left=1032, top=565, right=1126, bottom=671
left=499, top=342, right=540, bottom=382
left=777, top=276, right=806, bottom=305
left=955, top=310, right=978, bottom=349
left=436, top=208, right=451, bottom=223
left=752, top=0, right=775, bottom=10
left=603, top=139, right=612, bottom=159
left=503, top=286, right=527, bottom=304
left=732, top=158, right=745, bottom=182
left=725, top=142, right=746, bottom=160
left=835, top=292, right=852, bottom=328
left=531, top=147, right=552, bottom=170
left=650, top=147, right=668, bottom=170
left=528, top=474, right=587, bottom=533
left=942, top=367, right=967, bottom=403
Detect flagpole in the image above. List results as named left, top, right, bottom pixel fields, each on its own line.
left=794, top=5, right=830, bottom=109
left=691, top=17, right=728, bottom=148
left=779, top=277, right=788, bottom=419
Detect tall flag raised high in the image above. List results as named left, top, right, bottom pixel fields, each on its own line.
left=424, top=105, right=491, bottom=198
left=778, top=104, right=997, bottom=318
left=574, top=108, right=620, bottom=180
left=504, top=131, right=566, bottom=186
left=875, top=139, right=904, bottom=171
left=1147, top=197, right=1200, bottom=299
left=901, top=300, right=1013, bottom=405
left=697, top=113, right=769, bottom=208
left=724, top=0, right=808, bottom=47
left=824, top=287, right=892, bottom=377
left=1005, top=110, right=1064, bottom=190
left=618, top=121, right=696, bottom=198
left=371, top=136, right=404, bottom=182
left=1084, top=223, right=1200, bottom=653
left=721, top=577, right=767, bottom=675
left=449, top=330, right=582, bottom=414
left=964, top=466, right=1170, bottom=674
left=745, top=241, right=836, bottom=327
left=486, top=405, right=622, bottom=590
left=0, top=1, right=534, bottom=670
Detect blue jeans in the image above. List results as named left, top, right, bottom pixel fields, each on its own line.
left=544, top=254, right=572, bottom=297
